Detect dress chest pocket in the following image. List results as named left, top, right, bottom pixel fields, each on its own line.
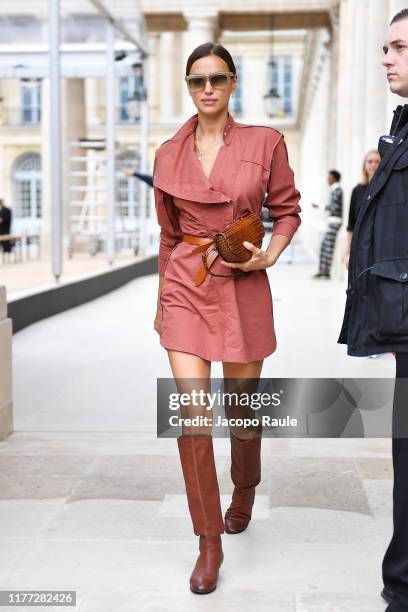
left=239, top=156, right=270, bottom=197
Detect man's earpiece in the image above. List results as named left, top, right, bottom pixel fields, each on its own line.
left=378, top=104, right=408, bottom=158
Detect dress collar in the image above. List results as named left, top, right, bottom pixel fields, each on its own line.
left=153, top=113, right=239, bottom=203
left=153, top=112, right=237, bottom=204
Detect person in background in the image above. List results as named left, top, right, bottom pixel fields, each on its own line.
left=312, top=170, right=343, bottom=279
left=0, top=199, right=12, bottom=252
left=124, top=167, right=153, bottom=187
left=343, top=150, right=381, bottom=269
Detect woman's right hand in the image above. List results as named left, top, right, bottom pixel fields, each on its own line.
left=154, top=304, right=162, bottom=335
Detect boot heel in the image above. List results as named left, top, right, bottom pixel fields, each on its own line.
left=189, top=536, right=224, bottom=594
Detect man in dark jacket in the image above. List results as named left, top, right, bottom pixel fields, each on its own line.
left=338, top=10, right=408, bottom=612
left=0, top=199, right=12, bottom=252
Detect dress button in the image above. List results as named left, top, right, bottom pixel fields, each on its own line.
left=400, top=272, right=408, bottom=280
left=367, top=195, right=371, bottom=200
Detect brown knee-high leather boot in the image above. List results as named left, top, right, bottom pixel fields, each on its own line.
left=224, top=433, right=261, bottom=534
left=177, top=435, right=225, bottom=594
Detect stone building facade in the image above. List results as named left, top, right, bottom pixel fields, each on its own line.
left=0, top=0, right=406, bottom=261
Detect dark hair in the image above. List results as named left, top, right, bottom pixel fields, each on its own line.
left=329, top=169, right=341, bottom=182
left=390, top=9, right=408, bottom=24
left=185, top=42, right=236, bottom=76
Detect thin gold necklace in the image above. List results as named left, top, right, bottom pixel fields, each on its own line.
left=195, top=134, right=204, bottom=161
left=195, top=131, right=223, bottom=161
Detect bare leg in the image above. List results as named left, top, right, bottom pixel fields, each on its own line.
left=167, top=349, right=212, bottom=437
left=167, top=349, right=211, bottom=379
left=222, top=360, right=264, bottom=379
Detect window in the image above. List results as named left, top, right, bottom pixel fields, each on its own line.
left=116, top=150, right=140, bottom=223
left=230, top=57, right=243, bottom=116
left=21, top=80, right=42, bottom=124
left=119, top=77, right=142, bottom=124
left=12, top=153, right=42, bottom=219
left=268, top=55, right=293, bottom=116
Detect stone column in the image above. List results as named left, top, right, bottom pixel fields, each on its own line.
left=336, top=0, right=356, bottom=196
left=0, top=286, right=13, bottom=440
left=243, top=51, right=268, bottom=122
left=62, top=79, right=86, bottom=243
left=148, top=33, right=160, bottom=123
left=389, top=0, right=407, bottom=18
left=85, top=78, right=101, bottom=126
left=365, top=0, right=389, bottom=150
left=159, top=32, right=177, bottom=121
left=40, top=78, right=52, bottom=256
left=351, top=0, right=368, bottom=184
left=182, top=12, right=218, bottom=118
left=326, top=9, right=340, bottom=170
left=298, top=29, right=332, bottom=263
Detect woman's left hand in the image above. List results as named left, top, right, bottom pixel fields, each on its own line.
left=220, top=241, right=277, bottom=271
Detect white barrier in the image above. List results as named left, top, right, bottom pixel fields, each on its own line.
left=0, top=286, right=13, bottom=439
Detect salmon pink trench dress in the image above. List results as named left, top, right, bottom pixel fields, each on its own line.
left=153, top=112, right=301, bottom=363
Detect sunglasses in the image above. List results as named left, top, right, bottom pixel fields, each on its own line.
left=185, top=71, right=235, bottom=93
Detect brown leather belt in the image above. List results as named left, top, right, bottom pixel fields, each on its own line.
left=182, top=233, right=219, bottom=287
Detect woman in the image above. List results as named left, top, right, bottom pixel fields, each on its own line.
left=153, top=42, right=301, bottom=594
left=343, top=150, right=381, bottom=269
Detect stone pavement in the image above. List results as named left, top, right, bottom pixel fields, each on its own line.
left=0, top=255, right=397, bottom=612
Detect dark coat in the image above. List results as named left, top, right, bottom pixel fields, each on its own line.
left=0, top=206, right=12, bottom=252
left=338, top=119, right=408, bottom=356
left=0, top=206, right=11, bottom=235
left=346, top=183, right=367, bottom=232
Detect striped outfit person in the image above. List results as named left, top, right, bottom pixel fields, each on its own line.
left=318, top=182, right=343, bottom=276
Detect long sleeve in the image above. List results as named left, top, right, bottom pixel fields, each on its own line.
left=347, top=186, right=358, bottom=232
left=153, top=156, right=183, bottom=276
left=328, top=187, right=343, bottom=217
left=0, top=208, right=11, bottom=231
left=347, top=184, right=366, bottom=232
left=264, top=135, right=301, bottom=242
